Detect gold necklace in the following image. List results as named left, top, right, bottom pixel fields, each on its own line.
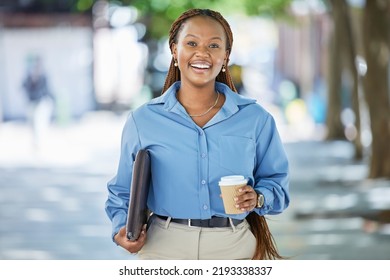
left=188, top=92, right=220, bottom=117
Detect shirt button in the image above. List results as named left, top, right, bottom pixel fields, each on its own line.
left=199, top=131, right=203, bottom=135
left=201, top=180, right=206, bottom=185
left=201, top=153, right=207, bottom=158
left=203, top=205, right=208, bottom=210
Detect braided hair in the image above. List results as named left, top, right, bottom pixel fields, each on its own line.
left=161, top=8, right=237, bottom=94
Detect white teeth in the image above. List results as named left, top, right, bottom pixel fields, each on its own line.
left=191, top=64, right=210, bottom=69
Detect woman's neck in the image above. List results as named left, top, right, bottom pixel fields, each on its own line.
left=176, top=82, right=225, bottom=128
left=177, top=83, right=217, bottom=110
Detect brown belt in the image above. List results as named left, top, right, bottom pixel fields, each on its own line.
left=155, top=214, right=243, bottom=228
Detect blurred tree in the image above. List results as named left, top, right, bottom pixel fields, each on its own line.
left=326, top=0, right=363, bottom=159
left=128, top=0, right=292, bottom=39
left=341, top=1, right=363, bottom=161
left=325, top=0, right=390, bottom=178
left=0, top=0, right=292, bottom=40
left=326, top=0, right=346, bottom=141
left=0, top=0, right=292, bottom=16
left=361, top=0, right=390, bottom=178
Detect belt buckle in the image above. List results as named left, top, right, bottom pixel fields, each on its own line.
left=188, top=219, right=194, bottom=227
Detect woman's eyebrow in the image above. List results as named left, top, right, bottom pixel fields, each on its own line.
left=184, top=34, right=223, bottom=41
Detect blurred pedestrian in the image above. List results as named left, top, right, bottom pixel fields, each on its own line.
left=22, top=55, right=54, bottom=150
left=105, top=8, right=289, bottom=260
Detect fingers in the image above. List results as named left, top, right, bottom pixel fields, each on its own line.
left=115, top=226, right=147, bottom=254
left=234, top=186, right=257, bottom=212
left=136, top=225, right=147, bottom=243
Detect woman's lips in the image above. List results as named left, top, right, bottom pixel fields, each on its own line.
left=190, top=63, right=211, bottom=69
left=190, top=62, right=211, bottom=73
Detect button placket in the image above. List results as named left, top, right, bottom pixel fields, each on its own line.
left=198, top=129, right=210, bottom=216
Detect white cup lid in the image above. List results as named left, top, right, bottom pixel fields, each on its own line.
left=219, top=175, right=247, bottom=186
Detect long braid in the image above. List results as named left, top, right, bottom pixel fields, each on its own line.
left=246, top=212, right=285, bottom=260
left=162, top=9, right=283, bottom=260
left=162, top=8, right=237, bottom=93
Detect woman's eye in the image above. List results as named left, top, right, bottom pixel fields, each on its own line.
left=210, top=43, right=220, bottom=48
left=187, top=41, right=196, bottom=47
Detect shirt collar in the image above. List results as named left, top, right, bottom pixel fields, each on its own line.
left=148, top=82, right=180, bottom=112
left=148, top=81, right=256, bottom=117
left=215, top=82, right=256, bottom=116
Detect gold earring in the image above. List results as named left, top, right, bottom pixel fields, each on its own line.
left=222, top=65, right=226, bottom=72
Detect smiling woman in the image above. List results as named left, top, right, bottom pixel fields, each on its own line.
left=163, top=12, right=233, bottom=128
left=105, top=8, right=290, bottom=260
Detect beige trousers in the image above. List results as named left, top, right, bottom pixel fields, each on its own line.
left=138, top=216, right=256, bottom=260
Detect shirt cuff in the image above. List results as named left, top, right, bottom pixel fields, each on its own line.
left=111, top=212, right=126, bottom=244
left=254, top=188, right=274, bottom=215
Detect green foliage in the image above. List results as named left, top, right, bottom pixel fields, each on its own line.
left=243, top=0, right=292, bottom=16
left=75, top=0, right=94, bottom=12
left=124, top=0, right=292, bottom=39
left=130, top=0, right=293, bottom=17
left=23, top=1, right=292, bottom=37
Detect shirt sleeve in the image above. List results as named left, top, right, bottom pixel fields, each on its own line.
left=253, top=113, right=290, bottom=216
left=105, top=112, right=141, bottom=242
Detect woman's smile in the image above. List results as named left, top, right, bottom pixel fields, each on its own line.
left=189, top=60, right=212, bottom=73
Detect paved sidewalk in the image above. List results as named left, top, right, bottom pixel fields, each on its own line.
left=0, top=112, right=389, bottom=259
left=0, top=112, right=131, bottom=260
left=272, top=141, right=390, bottom=259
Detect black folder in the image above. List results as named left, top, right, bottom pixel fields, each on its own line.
left=126, top=149, right=151, bottom=241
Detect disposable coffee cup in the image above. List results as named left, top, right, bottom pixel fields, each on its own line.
left=219, top=175, right=248, bottom=214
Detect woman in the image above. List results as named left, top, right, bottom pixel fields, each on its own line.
left=105, top=8, right=289, bottom=260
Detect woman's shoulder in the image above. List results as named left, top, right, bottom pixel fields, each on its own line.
left=226, top=91, right=270, bottom=116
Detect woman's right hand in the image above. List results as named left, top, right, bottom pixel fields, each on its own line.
left=114, top=225, right=147, bottom=254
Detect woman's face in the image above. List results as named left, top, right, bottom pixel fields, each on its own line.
left=172, top=16, right=228, bottom=89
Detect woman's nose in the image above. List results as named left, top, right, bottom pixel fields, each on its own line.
left=195, top=45, right=210, bottom=57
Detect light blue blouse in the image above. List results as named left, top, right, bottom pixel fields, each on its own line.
left=105, top=81, right=290, bottom=239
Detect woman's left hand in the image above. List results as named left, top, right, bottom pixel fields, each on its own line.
left=234, top=185, right=257, bottom=212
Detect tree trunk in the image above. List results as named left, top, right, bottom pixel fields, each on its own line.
left=362, top=0, right=390, bottom=178
left=339, top=0, right=363, bottom=160
left=326, top=0, right=345, bottom=140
